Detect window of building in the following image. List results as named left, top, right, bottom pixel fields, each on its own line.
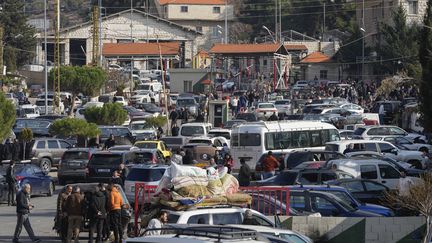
left=183, top=80, right=192, bottom=92
left=319, top=70, right=328, bottom=79
left=196, top=26, right=203, bottom=32
left=211, top=26, right=220, bottom=37
left=180, top=6, right=188, bottom=13
left=408, top=0, right=418, bottom=14
left=263, top=59, right=268, bottom=66
left=213, top=6, right=221, bottom=13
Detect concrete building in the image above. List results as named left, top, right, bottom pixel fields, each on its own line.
left=356, top=0, right=427, bottom=46
left=154, top=0, right=234, bottom=48
left=34, top=9, right=204, bottom=67
left=299, top=52, right=340, bottom=81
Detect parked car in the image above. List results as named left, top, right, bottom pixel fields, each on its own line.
left=289, top=190, right=381, bottom=217
left=124, top=164, right=168, bottom=203
left=274, top=99, right=291, bottom=116
left=371, top=136, right=432, bottom=151
left=288, top=185, right=393, bottom=216
left=235, top=113, right=258, bottom=122
left=208, top=128, right=231, bottom=142
left=353, top=125, right=425, bottom=142
left=225, top=225, right=313, bottom=243
left=254, top=103, right=278, bottom=119
left=254, top=168, right=354, bottom=186
left=0, top=163, right=55, bottom=196
left=133, top=149, right=167, bottom=164
left=129, top=120, right=157, bottom=141
left=325, top=139, right=425, bottom=169
left=13, top=118, right=52, bottom=137
left=179, top=123, right=212, bottom=139
left=99, top=126, right=135, bottom=146
left=338, top=103, right=364, bottom=114
left=57, top=148, right=98, bottom=185
left=134, top=140, right=172, bottom=158
left=19, top=104, right=40, bottom=118
left=27, top=138, right=71, bottom=173
left=326, top=179, right=390, bottom=205
left=86, top=151, right=137, bottom=182
left=135, top=103, right=162, bottom=115
left=176, top=97, right=200, bottom=118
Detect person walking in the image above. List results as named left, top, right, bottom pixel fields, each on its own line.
left=65, top=186, right=83, bottom=243
left=13, top=184, right=40, bottom=243
left=261, top=151, right=280, bottom=179
left=238, top=159, right=251, bottom=187
left=109, top=184, right=124, bottom=243
left=6, top=160, right=17, bottom=206
left=171, top=123, right=179, bottom=136
left=169, top=108, right=179, bottom=128
left=55, top=185, right=72, bottom=243
left=146, top=211, right=169, bottom=235
left=89, top=186, right=107, bottom=243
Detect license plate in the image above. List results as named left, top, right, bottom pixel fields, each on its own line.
left=98, top=169, right=111, bottom=173
left=68, top=162, right=81, bottom=167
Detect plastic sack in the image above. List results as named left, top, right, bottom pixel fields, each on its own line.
left=171, top=162, right=207, bottom=178
left=220, top=173, right=239, bottom=195
left=172, top=176, right=209, bottom=190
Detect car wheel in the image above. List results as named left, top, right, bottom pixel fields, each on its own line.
left=40, top=158, right=52, bottom=173
left=47, top=182, right=55, bottom=197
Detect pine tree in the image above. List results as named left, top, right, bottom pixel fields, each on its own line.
left=419, top=0, right=432, bottom=133
left=0, top=0, right=36, bottom=71
left=378, top=6, right=421, bottom=79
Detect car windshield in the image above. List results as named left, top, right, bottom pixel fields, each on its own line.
left=142, top=103, right=157, bottom=110
left=273, top=172, right=298, bottom=185
left=181, top=126, right=204, bottom=136
left=126, top=168, right=165, bottom=181
left=130, top=123, right=153, bottom=130
left=23, top=108, right=36, bottom=114
left=124, top=106, right=140, bottom=113
left=189, top=139, right=212, bottom=145
left=63, top=151, right=89, bottom=160
left=133, top=152, right=154, bottom=163
left=15, top=119, right=50, bottom=128
left=177, top=99, right=195, bottom=106
left=100, top=128, right=130, bottom=137
left=353, top=128, right=366, bottom=135
left=327, top=191, right=358, bottom=208
left=209, top=131, right=231, bottom=139
left=135, top=143, right=157, bottom=149
left=90, top=154, right=122, bottom=165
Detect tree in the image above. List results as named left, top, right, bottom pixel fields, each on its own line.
left=384, top=173, right=432, bottom=243
left=0, top=0, right=36, bottom=71
left=84, top=103, right=128, bottom=126
left=49, top=118, right=100, bottom=138
left=18, top=128, right=33, bottom=160
left=144, top=116, right=168, bottom=128
left=0, top=92, right=16, bottom=141
left=419, top=0, right=432, bottom=133
left=378, top=6, right=421, bottom=79
left=49, top=66, right=106, bottom=115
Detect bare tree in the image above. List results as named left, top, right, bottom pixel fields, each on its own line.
left=385, top=173, right=432, bottom=243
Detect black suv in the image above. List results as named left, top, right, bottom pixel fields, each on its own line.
left=87, top=151, right=136, bottom=182
left=99, top=126, right=135, bottom=146
left=58, top=148, right=99, bottom=185
left=254, top=168, right=354, bottom=186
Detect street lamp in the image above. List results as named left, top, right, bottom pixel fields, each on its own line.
left=262, top=25, right=276, bottom=43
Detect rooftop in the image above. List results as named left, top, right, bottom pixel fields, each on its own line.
left=209, top=43, right=288, bottom=55
left=300, top=52, right=332, bottom=63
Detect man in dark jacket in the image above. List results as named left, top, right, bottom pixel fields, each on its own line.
left=103, top=134, right=115, bottom=150
left=13, top=184, right=40, bottom=243
left=171, top=123, right=179, bottom=136
left=55, top=185, right=72, bottom=242
left=12, top=139, right=21, bottom=161
left=110, top=170, right=123, bottom=187
left=65, top=186, right=83, bottom=243
left=238, top=159, right=251, bottom=187
left=89, top=186, right=107, bottom=243
left=6, top=160, right=17, bottom=206
left=169, top=108, right=179, bottom=128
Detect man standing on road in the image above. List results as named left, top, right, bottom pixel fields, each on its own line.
left=230, top=96, right=238, bottom=116
left=89, top=186, right=107, bottom=243
left=261, top=151, right=280, bottom=179
left=169, top=107, right=179, bottom=128
left=13, top=183, right=41, bottom=243
left=6, top=160, right=17, bottom=206
left=55, top=185, right=72, bottom=242
left=109, top=184, right=124, bottom=243
left=65, top=186, right=83, bottom=243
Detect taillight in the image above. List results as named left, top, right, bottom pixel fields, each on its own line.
left=152, top=155, right=157, bottom=164
left=16, top=176, right=24, bottom=181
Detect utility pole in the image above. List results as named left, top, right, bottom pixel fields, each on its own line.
left=92, top=5, right=100, bottom=65
left=157, top=38, right=169, bottom=133
left=362, top=0, right=365, bottom=81
left=224, top=0, right=228, bottom=44
left=0, top=26, right=4, bottom=78
left=274, top=0, right=278, bottom=42
left=279, top=0, right=282, bottom=42
left=44, top=0, right=48, bottom=114
left=99, top=0, right=103, bottom=66
left=130, top=0, right=134, bottom=94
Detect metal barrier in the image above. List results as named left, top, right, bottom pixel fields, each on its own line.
left=133, top=183, right=290, bottom=236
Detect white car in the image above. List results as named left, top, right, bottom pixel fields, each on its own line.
left=339, top=103, right=364, bottom=114
left=166, top=207, right=274, bottom=227
left=124, top=164, right=168, bottom=203
left=371, top=136, right=432, bottom=152
left=254, top=103, right=278, bottom=119
left=20, top=104, right=40, bottom=118
left=274, top=99, right=291, bottom=115
left=292, top=80, right=309, bottom=90
left=131, top=90, right=153, bottom=105
left=353, top=125, right=427, bottom=143
left=114, top=96, right=128, bottom=106
left=129, top=120, right=157, bottom=140
left=208, top=128, right=231, bottom=144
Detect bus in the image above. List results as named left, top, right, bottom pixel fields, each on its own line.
left=230, top=121, right=340, bottom=170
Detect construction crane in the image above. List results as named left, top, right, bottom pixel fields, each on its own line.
left=91, top=5, right=100, bottom=66
left=53, top=0, right=61, bottom=114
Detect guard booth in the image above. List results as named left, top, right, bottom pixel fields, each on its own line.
left=208, top=100, right=229, bottom=127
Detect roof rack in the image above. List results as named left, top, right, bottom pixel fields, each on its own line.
left=1, top=160, right=31, bottom=165
left=143, top=225, right=264, bottom=241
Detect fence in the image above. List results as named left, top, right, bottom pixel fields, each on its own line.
left=133, top=183, right=291, bottom=236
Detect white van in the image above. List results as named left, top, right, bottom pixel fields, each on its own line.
left=179, top=123, right=212, bottom=140
left=327, top=158, right=419, bottom=190
left=137, top=82, right=163, bottom=93
left=325, top=140, right=425, bottom=169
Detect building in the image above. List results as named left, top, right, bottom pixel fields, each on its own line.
left=154, top=0, right=234, bottom=48
left=299, top=52, right=340, bottom=81
left=34, top=9, right=204, bottom=68
left=193, top=50, right=212, bottom=69
left=356, top=0, right=427, bottom=46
